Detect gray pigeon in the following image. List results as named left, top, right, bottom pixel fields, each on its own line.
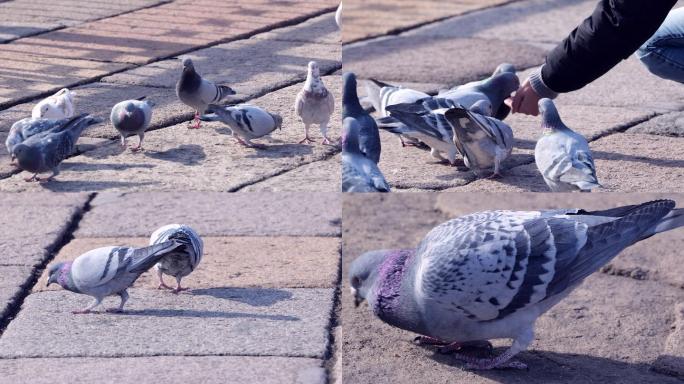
left=110, top=98, right=154, bottom=152
left=13, top=114, right=102, bottom=182
left=294, top=61, right=335, bottom=145
left=439, top=65, right=519, bottom=120
left=149, top=224, right=203, bottom=293
left=444, top=106, right=514, bottom=177
left=46, top=239, right=184, bottom=313
left=343, top=72, right=381, bottom=163
left=350, top=200, right=684, bottom=370
left=201, top=103, right=282, bottom=148
left=342, top=117, right=390, bottom=192
left=176, top=57, right=236, bottom=129
left=6, top=117, right=72, bottom=163
left=535, top=98, right=599, bottom=192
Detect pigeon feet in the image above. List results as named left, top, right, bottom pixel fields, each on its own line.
left=413, top=335, right=446, bottom=346
left=130, top=145, right=143, bottom=152
left=158, top=282, right=174, bottom=290
left=172, top=286, right=189, bottom=294
left=299, top=137, right=316, bottom=144
left=105, top=307, right=124, bottom=313
left=71, top=309, right=92, bottom=315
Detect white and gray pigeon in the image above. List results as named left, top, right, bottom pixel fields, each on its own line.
left=350, top=199, right=684, bottom=370
left=342, top=117, right=390, bottom=192
left=32, top=88, right=76, bottom=119
left=439, top=64, right=519, bottom=121
left=46, top=239, right=184, bottom=314
left=343, top=72, right=381, bottom=163
left=201, top=103, right=282, bottom=148
left=294, top=61, right=335, bottom=145
left=176, top=57, right=236, bottom=129
left=535, top=98, right=600, bottom=192
left=444, top=105, right=514, bottom=177
left=6, top=117, right=71, bottom=162
left=110, top=97, right=154, bottom=152
left=149, top=224, right=203, bottom=293
left=13, top=114, right=102, bottom=182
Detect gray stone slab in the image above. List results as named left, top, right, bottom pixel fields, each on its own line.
left=0, top=356, right=325, bottom=384
left=255, top=13, right=340, bottom=45
left=627, top=110, right=684, bottom=137
left=0, top=192, right=89, bottom=265
left=242, top=154, right=341, bottom=192
left=0, top=266, right=31, bottom=321
left=343, top=36, right=545, bottom=85
left=102, top=38, right=341, bottom=101
left=0, top=288, right=334, bottom=358
left=342, top=193, right=684, bottom=384
left=76, top=192, right=341, bottom=237
left=410, top=0, right=597, bottom=44
left=0, top=76, right=342, bottom=192
left=654, top=302, right=684, bottom=378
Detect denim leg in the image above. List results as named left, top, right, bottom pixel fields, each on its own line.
left=637, top=7, right=684, bottom=83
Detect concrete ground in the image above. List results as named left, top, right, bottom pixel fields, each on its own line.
left=0, top=0, right=341, bottom=192
left=0, top=192, right=342, bottom=383
left=343, top=0, right=684, bottom=193
left=342, top=193, right=684, bottom=383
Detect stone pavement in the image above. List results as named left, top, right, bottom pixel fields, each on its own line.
left=342, top=193, right=684, bottom=383
left=0, top=1, right=341, bottom=192
left=0, top=192, right=342, bottom=383
left=343, top=0, right=684, bottom=193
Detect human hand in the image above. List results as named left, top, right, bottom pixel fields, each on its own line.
left=504, top=77, right=541, bottom=116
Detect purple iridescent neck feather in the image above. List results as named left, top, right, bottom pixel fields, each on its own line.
left=373, top=249, right=415, bottom=321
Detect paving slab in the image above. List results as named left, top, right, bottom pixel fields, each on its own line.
left=0, top=287, right=333, bottom=358
left=342, top=193, right=684, bottom=384
left=36, top=236, right=340, bottom=291
left=341, top=0, right=511, bottom=43
left=654, top=302, right=684, bottom=378
left=243, top=154, right=341, bottom=192
left=0, top=356, right=325, bottom=384
left=0, top=192, right=89, bottom=266
left=76, top=192, right=341, bottom=237
left=343, top=36, right=545, bottom=85
left=0, top=266, right=32, bottom=321
left=627, top=110, right=684, bottom=137
left=255, top=13, right=340, bottom=45
left=0, top=76, right=342, bottom=192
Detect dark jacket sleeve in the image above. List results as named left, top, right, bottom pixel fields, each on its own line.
left=541, top=0, right=677, bottom=93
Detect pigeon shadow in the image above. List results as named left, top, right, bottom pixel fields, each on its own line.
left=60, top=161, right=155, bottom=172
left=39, top=180, right=159, bottom=192
left=143, top=144, right=206, bottom=166
left=118, top=309, right=299, bottom=321
left=245, top=143, right=315, bottom=159
left=423, top=347, right=682, bottom=384
left=189, top=287, right=294, bottom=307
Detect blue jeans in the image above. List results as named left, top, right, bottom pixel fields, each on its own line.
left=637, top=7, right=684, bottom=84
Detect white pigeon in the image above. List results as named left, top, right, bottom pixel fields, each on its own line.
left=350, top=200, right=684, bottom=370
left=149, top=224, right=203, bottom=293
left=295, top=61, right=335, bottom=145
left=46, top=239, right=183, bottom=313
left=110, top=98, right=154, bottom=152
left=342, top=117, right=390, bottom=192
left=201, top=103, right=282, bottom=148
left=535, top=98, right=600, bottom=192
left=32, top=88, right=76, bottom=119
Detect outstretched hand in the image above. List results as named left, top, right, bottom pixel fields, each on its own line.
left=504, top=77, right=541, bottom=116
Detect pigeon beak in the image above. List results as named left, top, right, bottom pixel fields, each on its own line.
left=351, top=287, right=362, bottom=308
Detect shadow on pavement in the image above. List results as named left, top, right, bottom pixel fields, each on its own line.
left=39, top=179, right=159, bottom=192
left=245, top=143, right=315, bottom=158
left=118, top=309, right=299, bottom=322
left=144, top=144, right=206, bottom=165
left=190, top=287, right=294, bottom=307
left=61, top=161, right=155, bottom=171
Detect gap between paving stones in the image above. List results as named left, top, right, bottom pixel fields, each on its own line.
left=0, top=192, right=95, bottom=336
left=321, top=242, right=343, bottom=384
left=0, top=7, right=337, bottom=111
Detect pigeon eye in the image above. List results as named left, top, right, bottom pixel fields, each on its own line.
left=351, top=276, right=361, bottom=288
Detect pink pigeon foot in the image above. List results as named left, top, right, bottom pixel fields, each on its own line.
left=299, top=136, right=315, bottom=144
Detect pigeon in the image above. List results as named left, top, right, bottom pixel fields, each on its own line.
left=13, top=114, right=102, bottom=182
left=444, top=105, right=514, bottom=177
left=343, top=72, right=381, bottom=163
left=535, top=99, right=599, bottom=192
left=350, top=199, right=684, bottom=370
left=201, top=104, right=282, bottom=148
left=32, top=88, right=76, bottom=119
left=6, top=117, right=70, bottom=162
left=294, top=61, right=335, bottom=145
left=149, top=224, right=203, bottom=293
left=336, top=1, right=342, bottom=28
left=46, top=239, right=184, bottom=314
left=110, top=97, right=154, bottom=152
left=439, top=65, right=519, bottom=120
left=342, top=117, right=390, bottom=192
left=176, top=57, right=236, bottom=129
left=383, top=97, right=462, bottom=165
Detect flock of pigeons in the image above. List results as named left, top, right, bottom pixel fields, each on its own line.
left=4, top=58, right=335, bottom=182
left=47, top=224, right=203, bottom=313
left=341, top=64, right=601, bottom=193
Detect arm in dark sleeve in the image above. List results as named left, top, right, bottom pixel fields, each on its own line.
left=541, top=0, right=677, bottom=93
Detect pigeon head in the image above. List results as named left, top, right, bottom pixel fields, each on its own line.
left=46, top=262, right=73, bottom=290
left=341, top=117, right=361, bottom=154
left=12, top=144, right=42, bottom=173
left=493, top=63, right=516, bottom=76
left=349, top=250, right=391, bottom=307
left=181, top=57, right=195, bottom=71
left=538, top=98, right=564, bottom=130
left=482, top=72, right=520, bottom=105
left=470, top=99, right=493, bottom=116
left=342, top=72, right=364, bottom=115
left=307, top=61, right=320, bottom=77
